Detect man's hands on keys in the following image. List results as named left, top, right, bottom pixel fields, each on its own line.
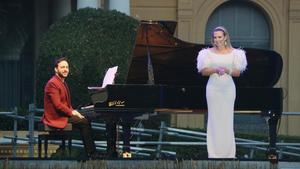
left=72, top=110, right=85, bottom=119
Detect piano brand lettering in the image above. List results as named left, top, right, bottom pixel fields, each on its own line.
left=108, top=100, right=125, bottom=107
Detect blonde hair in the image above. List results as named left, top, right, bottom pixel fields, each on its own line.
left=211, top=26, right=232, bottom=48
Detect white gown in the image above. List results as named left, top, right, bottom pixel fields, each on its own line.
left=196, top=48, right=247, bottom=158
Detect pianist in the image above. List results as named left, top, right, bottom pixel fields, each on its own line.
left=197, top=26, right=247, bottom=158
left=42, top=57, right=99, bottom=159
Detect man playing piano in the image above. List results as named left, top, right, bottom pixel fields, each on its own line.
left=42, top=57, right=100, bottom=159
left=197, top=26, right=247, bottom=158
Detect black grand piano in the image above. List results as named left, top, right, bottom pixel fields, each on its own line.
left=84, top=20, right=283, bottom=161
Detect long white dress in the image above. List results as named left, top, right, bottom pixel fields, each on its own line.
left=196, top=48, right=247, bottom=158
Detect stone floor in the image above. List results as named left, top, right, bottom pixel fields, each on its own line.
left=1, top=159, right=300, bottom=169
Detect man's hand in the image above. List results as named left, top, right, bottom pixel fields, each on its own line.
left=72, top=110, right=85, bottom=119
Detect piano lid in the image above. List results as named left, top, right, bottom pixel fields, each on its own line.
left=127, top=20, right=283, bottom=87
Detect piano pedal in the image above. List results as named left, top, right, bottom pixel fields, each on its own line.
left=122, top=152, right=132, bottom=158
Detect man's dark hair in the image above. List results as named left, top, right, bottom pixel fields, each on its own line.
left=54, top=57, right=68, bottom=68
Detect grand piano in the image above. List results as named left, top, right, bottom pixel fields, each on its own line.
left=85, top=20, right=283, bottom=161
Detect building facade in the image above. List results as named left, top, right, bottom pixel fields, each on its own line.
left=1, top=0, right=299, bottom=136
left=131, top=0, right=300, bottom=136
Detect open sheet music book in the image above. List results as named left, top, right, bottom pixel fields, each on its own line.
left=87, top=66, right=118, bottom=90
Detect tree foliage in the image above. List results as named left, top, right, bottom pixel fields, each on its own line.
left=36, top=8, right=139, bottom=107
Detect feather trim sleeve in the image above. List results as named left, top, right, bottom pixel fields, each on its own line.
left=196, top=48, right=210, bottom=73
left=233, top=49, right=247, bottom=72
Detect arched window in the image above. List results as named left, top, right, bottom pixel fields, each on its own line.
left=205, top=1, right=271, bottom=49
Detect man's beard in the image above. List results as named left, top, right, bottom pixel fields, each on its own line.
left=57, top=71, right=68, bottom=78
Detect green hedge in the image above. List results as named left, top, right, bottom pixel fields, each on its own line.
left=36, top=8, right=139, bottom=107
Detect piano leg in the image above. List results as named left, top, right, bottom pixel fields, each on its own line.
left=267, top=112, right=280, bottom=164
left=120, top=116, right=132, bottom=158
left=122, top=121, right=131, bottom=153
left=105, top=117, right=132, bottom=158
left=106, top=119, right=118, bottom=158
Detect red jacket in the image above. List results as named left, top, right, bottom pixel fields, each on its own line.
left=42, top=75, right=74, bottom=128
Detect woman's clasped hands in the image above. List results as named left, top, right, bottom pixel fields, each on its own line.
left=216, top=67, right=229, bottom=76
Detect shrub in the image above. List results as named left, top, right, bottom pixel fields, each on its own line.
left=36, top=8, right=139, bottom=107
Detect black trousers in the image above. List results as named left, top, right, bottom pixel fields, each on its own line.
left=71, top=116, right=96, bottom=155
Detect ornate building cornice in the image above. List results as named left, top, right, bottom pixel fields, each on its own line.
left=289, top=9, right=300, bottom=22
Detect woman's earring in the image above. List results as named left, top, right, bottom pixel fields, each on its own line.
left=224, top=41, right=227, bottom=46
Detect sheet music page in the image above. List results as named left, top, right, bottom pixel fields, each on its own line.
left=87, top=66, right=118, bottom=90
left=101, top=66, right=118, bottom=88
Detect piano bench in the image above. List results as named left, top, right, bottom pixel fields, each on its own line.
left=37, top=123, right=73, bottom=158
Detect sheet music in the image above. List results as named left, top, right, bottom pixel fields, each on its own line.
left=87, top=66, right=118, bottom=90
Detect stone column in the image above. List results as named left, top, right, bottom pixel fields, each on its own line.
left=108, top=0, right=130, bottom=15
left=52, top=0, right=72, bottom=21
left=77, top=0, right=100, bottom=9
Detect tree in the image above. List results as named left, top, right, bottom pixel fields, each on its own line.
left=36, top=8, right=139, bottom=107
